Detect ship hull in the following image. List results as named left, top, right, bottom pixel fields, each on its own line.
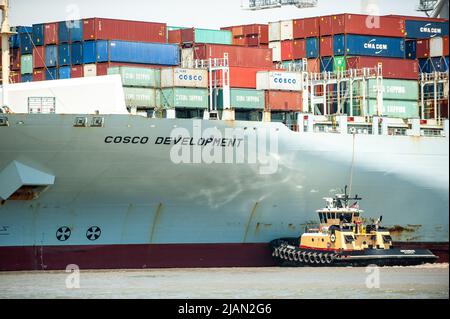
left=0, top=115, right=448, bottom=271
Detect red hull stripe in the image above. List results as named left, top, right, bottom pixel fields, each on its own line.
left=299, top=245, right=353, bottom=252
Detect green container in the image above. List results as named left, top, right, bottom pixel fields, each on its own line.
left=363, top=79, right=419, bottom=101
left=20, top=55, right=33, bottom=75
left=194, top=29, right=232, bottom=45
left=123, top=87, right=160, bottom=108
left=216, top=89, right=265, bottom=110
left=368, top=99, right=419, bottom=118
left=108, top=67, right=161, bottom=88
left=160, top=88, right=208, bottom=109
left=333, top=56, right=346, bottom=72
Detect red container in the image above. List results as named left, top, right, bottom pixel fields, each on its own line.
left=10, top=72, right=21, bottom=83
left=33, top=47, right=45, bottom=69
left=10, top=48, right=21, bottom=71
left=307, top=58, right=320, bottom=73
left=416, top=39, right=430, bottom=59
left=44, top=23, right=58, bottom=45
left=265, top=91, right=303, bottom=111
left=443, top=36, right=449, bottom=57
left=168, top=30, right=182, bottom=44
left=193, top=44, right=273, bottom=68
left=96, top=63, right=109, bottom=76
left=245, top=35, right=259, bottom=47
left=216, top=67, right=273, bottom=89
left=281, top=40, right=294, bottom=61
left=181, top=28, right=196, bottom=43
left=292, top=39, right=306, bottom=59
left=244, top=24, right=269, bottom=43
left=320, top=36, right=333, bottom=57
left=231, top=26, right=244, bottom=37
left=331, top=14, right=405, bottom=37
left=233, top=36, right=246, bottom=46
left=293, top=17, right=320, bottom=39
left=71, top=66, right=84, bottom=78
left=83, top=18, right=166, bottom=43
left=33, top=69, right=45, bottom=82
left=346, top=56, right=419, bottom=80
left=319, top=15, right=333, bottom=36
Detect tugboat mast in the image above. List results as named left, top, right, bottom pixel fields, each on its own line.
left=1, top=0, right=14, bottom=107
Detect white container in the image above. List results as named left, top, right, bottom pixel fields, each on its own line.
left=256, top=71, right=303, bottom=91
left=269, top=21, right=281, bottom=42
left=280, top=20, right=293, bottom=41
left=269, top=42, right=281, bottom=62
left=161, top=68, right=208, bottom=88
left=181, top=48, right=194, bottom=68
left=83, top=64, right=97, bottom=77
left=430, top=37, right=444, bottom=57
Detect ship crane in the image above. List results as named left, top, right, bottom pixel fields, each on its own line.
left=242, top=0, right=318, bottom=10
left=417, top=0, right=449, bottom=18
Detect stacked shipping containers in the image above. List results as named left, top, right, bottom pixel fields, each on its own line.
left=220, top=24, right=269, bottom=48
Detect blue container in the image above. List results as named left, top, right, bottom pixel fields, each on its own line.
left=10, top=26, right=32, bottom=49
left=82, top=40, right=109, bottom=63
left=405, top=40, right=417, bottom=60
left=71, top=42, right=83, bottom=65
left=19, top=33, right=33, bottom=54
left=306, top=37, right=319, bottom=58
left=320, top=57, right=334, bottom=73
left=32, top=24, right=45, bottom=46
left=45, top=45, right=58, bottom=67
left=419, top=58, right=431, bottom=73
left=333, top=34, right=405, bottom=58
left=405, top=20, right=449, bottom=39
left=59, top=66, right=71, bottom=79
left=109, top=41, right=180, bottom=65
left=430, top=57, right=449, bottom=72
left=58, top=21, right=70, bottom=43
left=70, top=20, right=83, bottom=42
left=58, top=44, right=71, bottom=66
left=21, top=74, right=33, bottom=83
left=46, top=67, right=58, bottom=80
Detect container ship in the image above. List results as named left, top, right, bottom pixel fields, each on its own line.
left=0, top=1, right=448, bottom=270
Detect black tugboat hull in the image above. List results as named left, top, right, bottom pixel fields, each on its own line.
left=271, top=240, right=439, bottom=267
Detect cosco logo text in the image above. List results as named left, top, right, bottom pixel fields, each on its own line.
left=104, top=136, right=150, bottom=144
left=178, top=75, right=203, bottom=81
left=273, top=78, right=297, bottom=84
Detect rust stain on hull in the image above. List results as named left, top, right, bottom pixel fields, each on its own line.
left=243, top=202, right=259, bottom=243
left=149, top=203, right=163, bottom=244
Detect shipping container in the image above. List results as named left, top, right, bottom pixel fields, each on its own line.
left=269, top=42, right=281, bottom=62
left=405, top=40, right=417, bottom=59
left=9, top=72, right=20, bottom=83
left=257, top=71, right=302, bottom=91
left=58, top=43, right=71, bottom=66
left=346, top=56, right=419, bottom=80
left=20, top=55, right=33, bottom=75
left=320, top=36, right=333, bottom=57
left=19, top=33, right=32, bottom=54
left=404, top=20, right=449, bottom=39
left=419, top=58, right=431, bottom=73
left=293, top=17, right=320, bottom=39
left=181, top=28, right=232, bottom=45
left=58, top=21, right=70, bottom=43
left=319, top=15, right=333, bottom=36
left=292, top=39, right=306, bottom=60
left=430, top=56, right=449, bottom=72
left=216, top=67, right=273, bottom=89
left=32, top=69, right=45, bottom=81
left=45, top=45, right=58, bottom=67
left=280, top=20, right=293, bottom=41
left=10, top=26, right=32, bottom=49
left=368, top=99, right=419, bottom=118
left=33, top=46, right=45, bottom=69
left=330, top=14, right=405, bottom=38
left=231, top=26, right=244, bottom=37
left=109, top=41, right=180, bottom=66
left=333, top=56, right=346, bottom=72
left=333, top=34, right=405, bottom=58
left=70, top=20, right=83, bottom=42
left=46, top=67, right=58, bottom=80
left=416, top=39, right=430, bottom=58
left=59, top=66, right=71, bottom=79
left=83, top=18, right=166, bottom=43
left=44, top=23, right=58, bottom=45
left=193, top=44, right=273, bottom=68
left=21, top=74, right=33, bottom=83
left=243, top=24, right=268, bottom=42
left=160, top=88, right=208, bottom=109
left=96, top=63, right=110, bottom=76
left=320, top=57, right=334, bottom=73
left=10, top=48, right=21, bottom=71
left=168, top=29, right=182, bottom=44
left=83, top=64, right=97, bottom=77
left=161, top=68, right=208, bottom=88
left=281, top=40, right=293, bottom=61
left=216, top=89, right=265, bottom=110
left=123, top=87, right=160, bottom=108
left=108, top=66, right=161, bottom=88
left=444, top=36, right=449, bottom=56
left=71, top=42, right=83, bottom=65
left=307, top=58, right=320, bottom=73
left=306, top=38, right=319, bottom=58
left=82, top=40, right=109, bottom=64
left=430, top=37, right=444, bottom=57
left=361, top=79, right=419, bottom=100
left=265, top=91, right=302, bottom=111
left=32, top=24, right=44, bottom=46
left=269, top=22, right=281, bottom=42
left=71, top=66, right=84, bottom=78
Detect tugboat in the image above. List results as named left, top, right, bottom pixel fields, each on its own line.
left=271, top=187, right=438, bottom=267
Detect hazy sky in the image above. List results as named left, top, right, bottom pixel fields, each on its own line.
left=9, top=0, right=424, bottom=28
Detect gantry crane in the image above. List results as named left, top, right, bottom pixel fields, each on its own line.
left=242, top=0, right=318, bottom=10
left=417, top=0, right=449, bottom=18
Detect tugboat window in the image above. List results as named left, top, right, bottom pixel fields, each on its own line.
left=319, top=213, right=324, bottom=223
left=344, top=235, right=355, bottom=244
left=331, top=213, right=336, bottom=219
left=382, top=235, right=393, bottom=244
left=343, top=214, right=352, bottom=223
